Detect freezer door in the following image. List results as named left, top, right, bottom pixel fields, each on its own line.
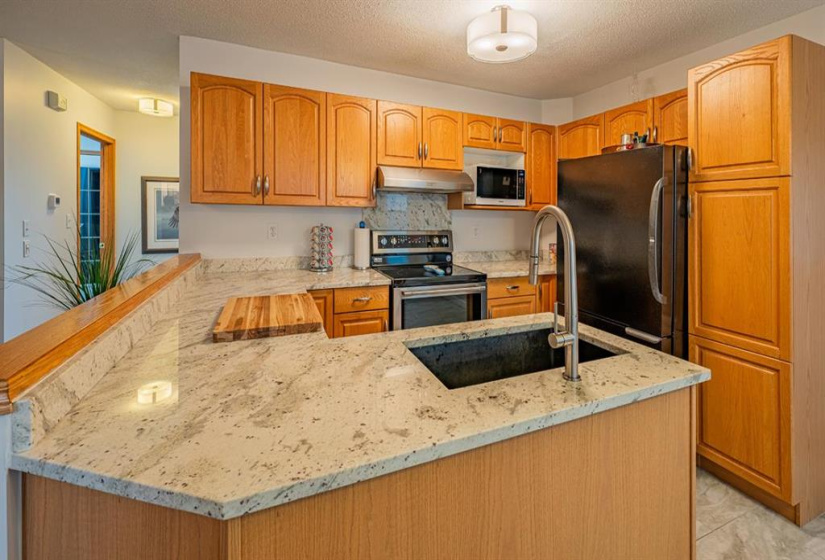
left=557, top=146, right=675, bottom=340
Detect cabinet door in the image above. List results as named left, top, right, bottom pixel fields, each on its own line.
left=653, top=89, right=688, bottom=146
left=190, top=73, right=263, bottom=204
left=334, top=310, right=389, bottom=338
left=538, top=275, right=557, bottom=313
left=527, top=124, right=556, bottom=208
left=688, top=36, right=790, bottom=182
left=463, top=113, right=497, bottom=149
left=689, top=178, right=790, bottom=360
left=422, top=108, right=464, bottom=170
left=377, top=101, right=422, bottom=168
left=496, top=118, right=527, bottom=153
left=309, top=289, right=334, bottom=337
left=326, top=94, right=377, bottom=207
left=487, top=295, right=537, bottom=319
left=603, top=99, right=654, bottom=148
left=558, top=114, right=604, bottom=159
left=691, top=336, right=791, bottom=501
left=263, top=84, right=326, bottom=206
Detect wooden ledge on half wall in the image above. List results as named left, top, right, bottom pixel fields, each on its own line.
left=0, top=253, right=202, bottom=414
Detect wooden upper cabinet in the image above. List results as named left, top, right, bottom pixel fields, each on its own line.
left=377, top=101, right=422, bottom=168
left=688, top=36, right=791, bottom=182
left=691, top=336, right=791, bottom=501
left=527, top=124, right=556, bottom=208
left=603, top=99, right=654, bottom=147
left=653, top=89, right=688, bottom=146
left=496, top=118, right=527, bottom=152
left=190, top=73, right=263, bottom=204
left=326, top=94, right=377, bottom=207
left=688, top=177, right=791, bottom=360
left=263, top=84, right=326, bottom=206
left=422, top=108, right=463, bottom=170
left=463, top=113, right=497, bottom=149
left=558, top=114, right=604, bottom=159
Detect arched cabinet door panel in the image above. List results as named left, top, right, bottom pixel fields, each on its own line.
left=190, top=73, right=263, bottom=204
left=603, top=99, right=654, bottom=148
left=653, top=89, right=688, bottom=146
left=327, top=94, right=377, bottom=207
left=558, top=114, right=604, bottom=160
left=263, top=84, right=326, bottom=206
left=377, top=101, right=422, bottom=168
left=423, top=108, right=463, bottom=170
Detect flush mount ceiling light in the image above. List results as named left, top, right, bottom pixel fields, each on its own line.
left=138, top=98, right=174, bottom=117
left=467, top=5, right=538, bottom=64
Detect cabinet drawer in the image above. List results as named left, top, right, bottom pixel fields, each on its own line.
left=333, top=310, right=389, bottom=338
left=334, top=286, right=389, bottom=313
left=487, top=295, right=537, bottom=319
left=487, top=277, right=536, bottom=299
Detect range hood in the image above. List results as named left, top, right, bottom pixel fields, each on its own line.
left=376, top=166, right=474, bottom=194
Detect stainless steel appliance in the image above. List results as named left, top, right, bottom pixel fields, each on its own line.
left=557, top=145, right=689, bottom=358
left=463, top=165, right=526, bottom=207
left=370, top=230, right=487, bottom=330
left=376, top=166, right=474, bottom=194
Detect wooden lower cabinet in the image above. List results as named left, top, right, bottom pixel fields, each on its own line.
left=333, top=310, right=389, bottom=338
left=309, top=289, right=334, bottom=337
left=488, top=295, right=536, bottom=319
left=538, top=275, right=557, bottom=312
left=23, top=388, right=695, bottom=560
left=691, top=335, right=791, bottom=502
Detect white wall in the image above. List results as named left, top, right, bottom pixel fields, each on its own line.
left=2, top=40, right=116, bottom=340
left=179, top=36, right=544, bottom=260
left=571, top=4, right=825, bottom=119
left=113, top=111, right=180, bottom=265
left=541, top=97, right=573, bottom=125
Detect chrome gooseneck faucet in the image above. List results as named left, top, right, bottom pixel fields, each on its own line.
left=528, top=205, right=580, bottom=382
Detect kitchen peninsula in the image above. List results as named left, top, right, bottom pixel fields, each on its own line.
left=11, top=258, right=709, bottom=560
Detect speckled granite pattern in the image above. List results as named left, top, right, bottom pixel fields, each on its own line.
left=363, top=192, right=451, bottom=230
left=462, top=259, right=555, bottom=278
left=11, top=264, right=203, bottom=453
left=11, top=268, right=708, bottom=520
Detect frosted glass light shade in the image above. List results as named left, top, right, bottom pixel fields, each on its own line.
left=138, top=98, right=174, bottom=117
left=467, top=5, right=538, bottom=63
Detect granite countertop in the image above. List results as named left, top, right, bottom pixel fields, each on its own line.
left=462, top=259, right=555, bottom=278
left=11, top=266, right=708, bottom=521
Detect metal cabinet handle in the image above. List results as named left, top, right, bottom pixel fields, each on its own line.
left=263, top=175, right=270, bottom=196
left=652, top=126, right=658, bottom=144
left=254, top=175, right=261, bottom=196
left=418, top=142, right=422, bottom=160
left=424, top=143, right=429, bottom=159
left=687, top=147, right=695, bottom=171
left=353, top=296, right=372, bottom=303
left=648, top=177, right=666, bottom=304
left=506, top=285, right=519, bottom=291
left=687, top=193, right=695, bottom=219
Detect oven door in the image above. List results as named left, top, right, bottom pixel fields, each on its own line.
left=392, top=283, right=488, bottom=330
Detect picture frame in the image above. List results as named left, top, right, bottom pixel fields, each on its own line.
left=141, top=176, right=180, bottom=254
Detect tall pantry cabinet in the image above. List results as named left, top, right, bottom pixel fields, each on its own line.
left=687, top=35, right=825, bottom=525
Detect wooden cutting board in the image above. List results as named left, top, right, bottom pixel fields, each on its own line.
left=213, top=293, right=324, bottom=342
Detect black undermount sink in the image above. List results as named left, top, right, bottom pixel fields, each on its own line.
left=407, top=328, right=619, bottom=390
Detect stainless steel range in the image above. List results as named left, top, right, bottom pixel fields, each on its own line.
left=370, top=230, right=487, bottom=330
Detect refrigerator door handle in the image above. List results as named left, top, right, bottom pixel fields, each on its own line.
left=625, top=327, right=663, bottom=344
left=648, top=177, right=666, bottom=304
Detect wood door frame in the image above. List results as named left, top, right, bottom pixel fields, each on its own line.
left=77, top=123, right=116, bottom=256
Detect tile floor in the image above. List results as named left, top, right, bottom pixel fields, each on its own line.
left=697, top=469, right=825, bottom=559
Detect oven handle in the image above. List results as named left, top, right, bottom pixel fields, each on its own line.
left=396, top=284, right=487, bottom=300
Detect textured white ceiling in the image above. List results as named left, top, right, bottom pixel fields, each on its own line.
left=1, top=0, right=822, bottom=111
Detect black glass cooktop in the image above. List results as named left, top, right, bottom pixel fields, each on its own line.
left=374, top=264, right=486, bottom=287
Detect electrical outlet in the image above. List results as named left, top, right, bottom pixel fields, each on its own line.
left=22, top=220, right=30, bottom=237
left=473, top=226, right=480, bottom=239
left=267, top=225, right=278, bottom=240
left=65, top=214, right=73, bottom=229
left=23, top=239, right=31, bottom=258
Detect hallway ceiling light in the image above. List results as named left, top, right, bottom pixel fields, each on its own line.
left=138, top=98, right=174, bottom=117
left=467, top=5, right=538, bottom=64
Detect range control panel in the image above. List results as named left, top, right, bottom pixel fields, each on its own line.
left=371, top=230, right=453, bottom=254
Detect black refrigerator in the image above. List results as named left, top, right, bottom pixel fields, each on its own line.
left=557, top=145, right=689, bottom=358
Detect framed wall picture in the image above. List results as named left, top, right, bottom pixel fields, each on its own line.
left=141, top=176, right=180, bottom=254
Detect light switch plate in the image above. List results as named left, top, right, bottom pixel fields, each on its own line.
left=23, top=240, right=30, bottom=258
left=22, top=220, right=30, bottom=237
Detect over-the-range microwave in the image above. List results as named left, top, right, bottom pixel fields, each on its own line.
left=463, top=165, right=526, bottom=207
